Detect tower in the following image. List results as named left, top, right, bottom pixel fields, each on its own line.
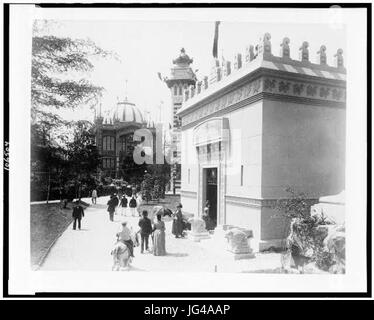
left=165, top=48, right=196, bottom=193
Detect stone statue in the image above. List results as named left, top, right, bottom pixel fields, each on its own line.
left=234, top=53, right=242, bottom=70
left=258, top=32, right=272, bottom=57
left=299, top=41, right=309, bottom=62
left=245, top=45, right=255, bottom=63
left=197, top=81, right=202, bottom=94
left=203, top=76, right=209, bottom=90
left=334, top=48, right=344, bottom=68
left=280, top=37, right=290, bottom=59
left=190, top=85, right=195, bottom=98
left=223, top=60, right=231, bottom=76
left=317, top=45, right=327, bottom=65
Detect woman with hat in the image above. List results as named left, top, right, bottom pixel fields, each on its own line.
left=172, top=203, right=184, bottom=238
left=152, top=213, right=166, bottom=256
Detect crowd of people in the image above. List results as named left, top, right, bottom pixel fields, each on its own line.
left=106, top=193, right=140, bottom=221
left=73, top=187, right=190, bottom=266
left=114, top=203, right=186, bottom=259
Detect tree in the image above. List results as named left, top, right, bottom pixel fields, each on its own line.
left=65, top=120, right=100, bottom=199
left=30, top=21, right=115, bottom=201
left=152, top=178, right=163, bottom=203
left=31, top=21, right=114, bottom=124
left=141, top=173, right=153, bottom=204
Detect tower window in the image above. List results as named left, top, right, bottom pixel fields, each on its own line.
left=103, top=136, right=115, bottom=151
left=103, top=158, right=115, bottom=168
left=174, top=85, right=178, bottom=96
left=179, top=86, right=182, bottom=95
left=188, top=168, right=190, bottom=184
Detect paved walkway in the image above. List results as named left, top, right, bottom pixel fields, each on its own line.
left=40, top=196, right=281, bottom=272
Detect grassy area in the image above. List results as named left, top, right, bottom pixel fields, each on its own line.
left=30, top=202, right=75, bottom=269
left=137, top=194, right=181, bottom=216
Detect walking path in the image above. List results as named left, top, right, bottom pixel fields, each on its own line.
left=40, top=196, right=281, bottom=272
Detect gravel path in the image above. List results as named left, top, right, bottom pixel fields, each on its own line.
left=40, top=196, right=282, bottom=272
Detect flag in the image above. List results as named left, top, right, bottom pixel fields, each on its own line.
left=212, top=21, right=220, bottom=58
left=157, top=72, right=162, bottom=81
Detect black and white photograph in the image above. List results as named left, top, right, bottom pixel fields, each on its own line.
left=2, top=2, right=370, bottom=297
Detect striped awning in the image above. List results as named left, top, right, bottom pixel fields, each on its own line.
left=261, top=60, right=346, bottom=81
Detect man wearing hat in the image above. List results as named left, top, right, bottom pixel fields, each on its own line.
left=116, top=221, right=135, bottom=258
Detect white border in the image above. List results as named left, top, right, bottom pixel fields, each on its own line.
left=6, top=4, right=368, bottom=295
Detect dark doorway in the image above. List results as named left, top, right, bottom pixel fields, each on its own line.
left=204, top=167, right=218, bottom=229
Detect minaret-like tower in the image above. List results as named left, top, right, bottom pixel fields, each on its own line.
left=165, top=48, right=196, bottom=193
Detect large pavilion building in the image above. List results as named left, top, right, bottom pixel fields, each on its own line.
left=177, top=34, right=346, bottom=251
left=94, top=97, right=156, bottom=180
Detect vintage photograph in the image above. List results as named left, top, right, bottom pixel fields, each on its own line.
left=28, top=15, right=348, bottom=275
left=4, top=3, right=369, bottom=297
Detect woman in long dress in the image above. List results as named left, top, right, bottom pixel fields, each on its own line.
left=152, top=214, right=166, bottom=256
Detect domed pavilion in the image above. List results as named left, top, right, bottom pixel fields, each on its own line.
left=94, top=96, right=156, bottom=180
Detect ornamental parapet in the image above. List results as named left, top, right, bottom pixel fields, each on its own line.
left=178, top=33, right=346, bottom=128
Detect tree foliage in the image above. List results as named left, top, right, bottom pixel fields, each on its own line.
left=30, top=21, right=115, bottom=201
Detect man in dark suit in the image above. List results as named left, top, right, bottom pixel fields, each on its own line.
left=138, top=210, right=153, bottom=253
left=72, top=201, right=85, bottom=230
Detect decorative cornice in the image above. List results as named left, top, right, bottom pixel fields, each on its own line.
left=225, top=194, right=319, bottom=208
left=180, top=74, right=346, bottom=129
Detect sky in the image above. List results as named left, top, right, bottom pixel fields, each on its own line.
left=35, top=13, right=346, bottom=126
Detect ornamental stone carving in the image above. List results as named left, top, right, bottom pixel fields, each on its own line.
left=293, top=83, right=304, bottom=95
left=334, top=48, right=344, bottom=68
left=319, top=87, right=330, bottom=98
left=317, top=45, right=327, bottom=65
left=225, top=228, right=254, bottom=255
left=279, top=81, right=291, bottom=93
left=280, top=37, right=290, bottom=58
left=264, top=78, right=276, bottom=91
left=234, top=53, right=242, bottom=70
left=306, top=84, right=317, bottom=96
left=299, top=41, right=309, bottom=62
left=181, top=76, right=345, bottom=127
left=258, top=32, right=272, bottom=57
left=245, top=45, right=255, bottom=63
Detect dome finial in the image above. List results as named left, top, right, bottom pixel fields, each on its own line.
left=124, top=79, right=128, bottom=101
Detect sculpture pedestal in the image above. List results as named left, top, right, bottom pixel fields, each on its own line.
left=225, top=227, right=255, bottom=260
left=188, top=217, right=210, bottom=242
left=190, top=231, right=211, bottom=242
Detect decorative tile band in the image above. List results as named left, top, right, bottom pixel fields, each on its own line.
left=225, top=195, right=318, bottom=208
left=181, top=76, right=346, bottom=127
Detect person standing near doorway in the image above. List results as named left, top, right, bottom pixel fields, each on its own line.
left=172, top=203, right=184, bottom=238
left=129, top=196, right=137, bottom=217
left=72, top=200, right=85, bottom=230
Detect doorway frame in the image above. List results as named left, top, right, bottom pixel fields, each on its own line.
left=201, top=165, right=219, bottom=225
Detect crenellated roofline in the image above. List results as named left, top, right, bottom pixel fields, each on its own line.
left=177, top=33, right=345, bottom=121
